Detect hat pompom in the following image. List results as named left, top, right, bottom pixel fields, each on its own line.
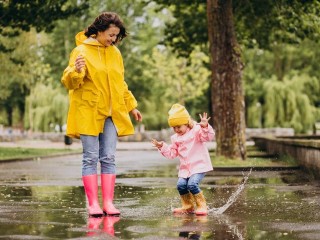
left=168, top=104, right=190, bottom=127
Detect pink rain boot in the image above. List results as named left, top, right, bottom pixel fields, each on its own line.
left=82, top=174, right=104, bottom=217
left=101, top=174, right=120, bottom=215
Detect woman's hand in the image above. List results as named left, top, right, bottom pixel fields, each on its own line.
left=199, top=112, right=211, bottom=128
left=151, top=139, right=163, bottom=149
left=130, top=109, right=142, bottom=122
left=75, top=55, right=85, bottom=73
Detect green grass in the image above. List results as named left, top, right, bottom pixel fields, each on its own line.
left=210, top=146, right=298, bottom=167
left=0, top=147, right=81, bottom=161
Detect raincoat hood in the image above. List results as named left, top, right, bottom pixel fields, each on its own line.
left=75, top=31, right=103, bottom=47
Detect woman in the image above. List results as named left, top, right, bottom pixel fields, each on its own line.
left=61, top=12, right=142, bottom=217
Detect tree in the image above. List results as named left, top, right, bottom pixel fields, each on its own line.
left=0, top=0, right=88, bottom=33
left=206, top=0, right=246, bottom=159
left=0, top=0, right=88, bottom=54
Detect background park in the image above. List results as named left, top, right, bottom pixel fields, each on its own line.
left=0, top=0, right=320, bottom=239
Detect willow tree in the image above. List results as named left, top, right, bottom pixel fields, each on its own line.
left=263, top=74, right=318, bottom=133
left=25, top=83, right=68, bottom=132
left=243, top=40, right=320, bottom=133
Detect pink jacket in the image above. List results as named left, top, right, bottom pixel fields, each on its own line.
left=159, top=123, right=215, bottom=178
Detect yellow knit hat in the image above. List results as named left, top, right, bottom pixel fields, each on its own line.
left=168, top=104, right=190, bottom=127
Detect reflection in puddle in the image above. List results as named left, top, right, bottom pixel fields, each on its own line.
left=86, top=216, right=120, bottom=237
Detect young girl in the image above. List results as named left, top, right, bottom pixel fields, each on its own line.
left=151, top=104, right=214, bottom=215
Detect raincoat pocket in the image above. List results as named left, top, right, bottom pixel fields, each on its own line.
left=81, top=90, right=99, bottom=108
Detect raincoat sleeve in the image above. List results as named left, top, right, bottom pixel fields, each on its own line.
left=159, top=137, right=179, bottom=159
left=117, top=52, right=137, bottom=112
left=123, top=81, right=138, bottom=112
left=61, top=49, right=86, bottom=90
left=195, top=124, right=215, bottom=142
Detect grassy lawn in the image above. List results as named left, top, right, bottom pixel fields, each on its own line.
left=210, top=146, right=298, bottom=167
left=0, top=147, right=81, bottom=161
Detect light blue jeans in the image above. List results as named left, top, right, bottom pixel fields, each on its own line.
left=177, top=173, right=206, bottom=195
left=80, top=117, right=118, bottom=176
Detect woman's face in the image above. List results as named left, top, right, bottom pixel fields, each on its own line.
left=173, top=125, right=189, bottom=136
left=96, top=24, right=120, bottom=47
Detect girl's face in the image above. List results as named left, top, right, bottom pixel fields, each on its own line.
left=173, top=124, right=189, bottom=136
left=97, top=25, right=120, bottom=47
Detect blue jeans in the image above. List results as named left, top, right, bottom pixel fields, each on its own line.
left=177, top=173, right=206, bottom=195
left=80, top=117, right=118, bottom=176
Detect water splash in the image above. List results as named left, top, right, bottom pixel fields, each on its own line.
left=209, top=168, right=252, bottom=215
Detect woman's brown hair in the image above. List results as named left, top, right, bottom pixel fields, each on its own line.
left=84, top=12, right=127, bottom=43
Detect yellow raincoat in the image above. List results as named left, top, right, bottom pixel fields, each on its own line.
left=61, top=31, right=137, bottom=138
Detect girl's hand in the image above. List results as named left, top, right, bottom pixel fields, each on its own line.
left=151, top=139, right=163, bottom=149
left=130, top=109, right=143, bottom=122
left=75, top=55, right=85, bottom=73
left=199, top=112, right=211, bottom=128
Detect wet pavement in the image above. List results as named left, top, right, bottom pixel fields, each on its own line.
left=0, top=147, right=320, bottom=239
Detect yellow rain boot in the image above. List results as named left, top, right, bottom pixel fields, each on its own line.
left=193, top=192, right=208, bottom=215
left=173, top=192, right=195, bottom=214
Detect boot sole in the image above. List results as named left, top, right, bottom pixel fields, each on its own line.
left=103, top=211, right=120, bottom=216
left=173, top=210, right=195, bottom=214
left=89, top=213, right=104, bottom=218
left=195, top=212, right=207, bottom=216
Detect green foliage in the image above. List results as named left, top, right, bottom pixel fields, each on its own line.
left=263, top=74, right=316, bottom=133
left=152, top=0, right=320, bottom=56
left=0, top=109, right=8, bottom=125
left=243, top=40, right=320, bottom=133
left=0, top=30, right=47, bottom=126
left=118, top=1, right=171, bottom=103
left=43, top=16, right=87, bottom=87
left=25, top=84, right=68, bottom=132
left=0, top=0, right=89, bottom=33
left=152, top=0, right=208, bottom=57
left=140, top=47, right=211, bottom=129
left=247, top=102, right=262, bottom=128
left=233, top=0, right=320, bottom=49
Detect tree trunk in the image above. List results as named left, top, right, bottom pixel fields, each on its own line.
left=206, top=0, right=246, bottom=159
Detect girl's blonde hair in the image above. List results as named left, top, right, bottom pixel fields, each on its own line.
left=187, top=119, right=195, bottom=129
